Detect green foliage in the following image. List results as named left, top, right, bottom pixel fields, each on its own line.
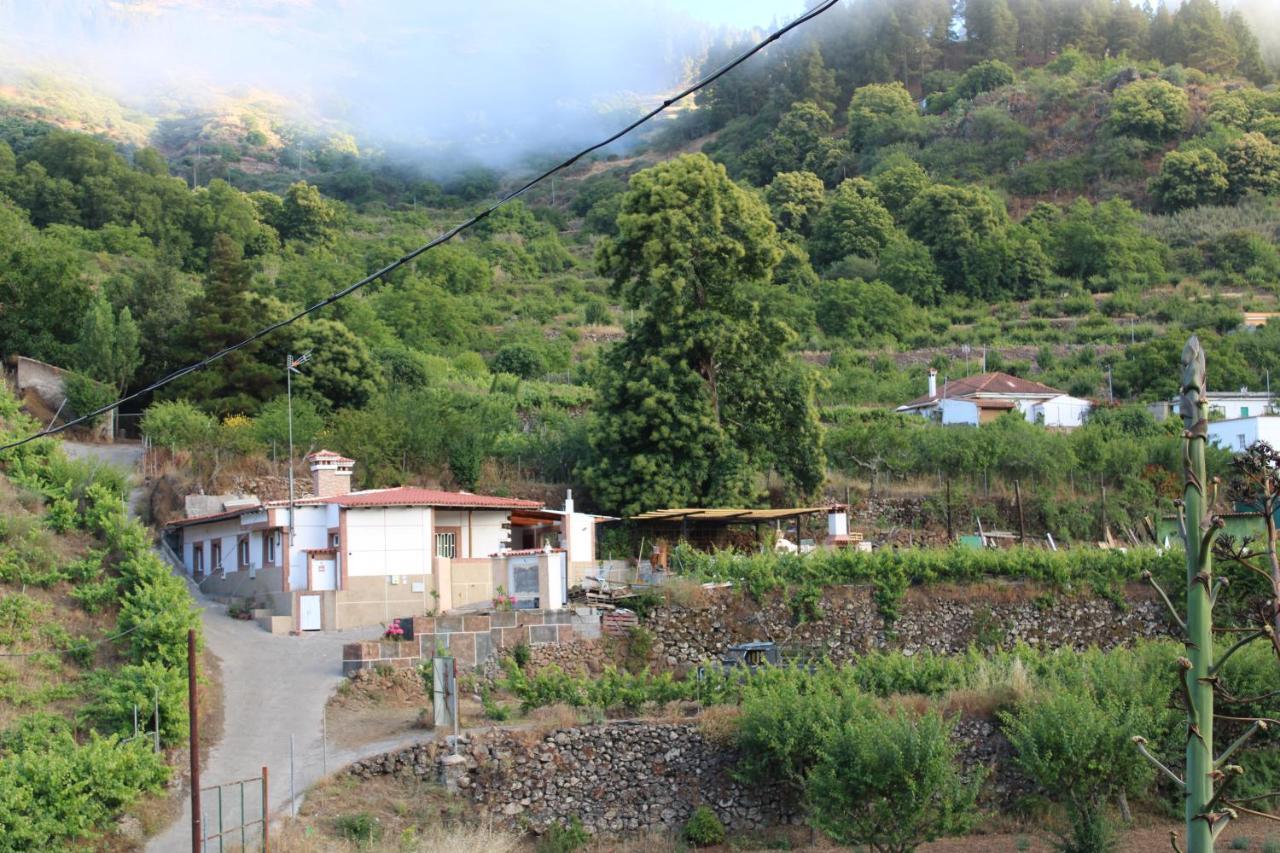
left=807, top=709, right=980, bottom=853
left=765, top=170, right=826, bottom=235
left=683, top=805, right=727, bottom=847
left=83, top=660, right=189, bottom=746
left=846, top=83, right=922, bottom=152
left=63, top=372, right=115, bottom=428
left=583, top=154, right=824, bottom=515
left=1107, top=79, right=1189, bottom=142
left=1150, top=148, right=1229, bottom=211
left=511, top=641, right=532, bottom=669
left=335, top=812, right=383, bottom=844
left=492, top=343, right=546, bottom=379
left=1000, top=646, right=1180, bottom=853
left=0, top=728, right=168, bottom=852
left=808, top=178, right=895, bottom=267
left=536, top=816, right=590, bottom=853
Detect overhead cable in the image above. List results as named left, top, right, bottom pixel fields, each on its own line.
left=0, top=0, right=840, bottom=453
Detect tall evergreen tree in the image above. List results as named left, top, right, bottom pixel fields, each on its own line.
left=581, top=154, right=824, bottom=516
left=172, top=234, right=280, bottom=415
left=966, top=0, right=1020, bottom=60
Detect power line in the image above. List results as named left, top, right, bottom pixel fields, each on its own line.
left=0, top=0, right=839, bottom=454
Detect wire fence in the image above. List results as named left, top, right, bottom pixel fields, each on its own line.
left=200, top=768, right=269, bottom=853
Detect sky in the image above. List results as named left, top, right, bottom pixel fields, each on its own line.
left=0, top=0, right=810, bottom=164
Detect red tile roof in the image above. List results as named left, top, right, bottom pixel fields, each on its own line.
left=306, top=449, right=354, bottom=464
left=302, top=487, right=543, bottom=510
left=165, top=504, right=263, bottom=528
left=899, top=372, right=1064, bottom=410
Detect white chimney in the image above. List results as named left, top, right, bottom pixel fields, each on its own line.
left=307, top=450, right=354, bottom=498
left=563, top=488, right=574, bottom=516
left=928, top=368, right=938, bottom=399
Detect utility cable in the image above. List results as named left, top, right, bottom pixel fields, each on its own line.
left=0, top=0, right=840, bottom=454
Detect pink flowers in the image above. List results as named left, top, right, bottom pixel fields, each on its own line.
left=384, top=619, right=405, bottom=639
left=493, top=586, right=516, bottom=611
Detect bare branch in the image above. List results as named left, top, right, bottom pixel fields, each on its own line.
left=1133, top=736, right=1185, bottom=790
left=1143, top=570, right=1187, bottom=633
left=1210, top=630, right=1267, bottom=677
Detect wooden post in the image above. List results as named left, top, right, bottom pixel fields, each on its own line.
left=188, top=629, right=201, bottom=853
left=945, top=477, right=954, bottom=542
left=261, top=765, right=270, bottom=852
left=1014, top=480, right=1026, bottom=545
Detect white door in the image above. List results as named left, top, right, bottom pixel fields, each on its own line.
left=299, top=594, right=322, bottom=631
left=289, top=555, right=307, bottom=591
left=312, top=558, right=336, bottom=591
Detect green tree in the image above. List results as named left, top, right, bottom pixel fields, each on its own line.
left=1170, top=0, right=1240, bottom=76
left=765, top=171, right=826, bottom=236
left=902, top=184, right=1012, bottom=297
left=286, top=318, right=384, bottom=410
left=871, top=158, right=930, bottom=219
left=954, top=59, right=1016, bottom=99
left=808, top=178, right=896, bottom=267
left=762, top=100, right=834, bottom=177
left=171, top=234, right=280, bottom=415
left=75, top=297, right=141, bottom=394
left=1050, top=198, right=1165, bottom=286
left=583, top=154, right=825, bottom=515
left=965, top=0, right=1020, bottom=60
left=1107, top=79, right=1189, bottom=142
left=276, top=181, right=338, bottom=245
left=1149, top=148, right=1229, bottom=211
left=816, top=278, right=922, bottom=344
left=807, top=709, right=981, bottom=853
left=1220, top=131, right=1280, bottom=200
left=0, top=202, right=91, bottom=365
left=846, top=83, right=921, bottom=151
left=491, top=343, right=546, bottom=379
left=879, top=234, right=944, bottom=305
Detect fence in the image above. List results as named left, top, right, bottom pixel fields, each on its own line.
left=200, top=767, right=269, bottom=852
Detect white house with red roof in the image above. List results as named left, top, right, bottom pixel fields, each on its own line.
left=165, top=450, right=602, bottom=632
left=896, top=370, right=1092, bottom=428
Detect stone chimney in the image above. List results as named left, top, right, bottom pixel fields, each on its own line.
left=307, top=450, right=354, bottom=498
left=928, top=368, right=938, bottom=399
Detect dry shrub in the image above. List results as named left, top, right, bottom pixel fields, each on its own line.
left=663, top=576, right=710, bottom=609
left=880, top=693, right=933, bottom=718
left=585, top=831, right=681, bottom=852
left=696, top=704, right=742, bottom=746
left=507, top=703, right=583, bottom=746
left=273, top=820, right=521, bottom=853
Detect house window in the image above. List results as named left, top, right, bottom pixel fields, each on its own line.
left=192, top=546, right=204, bottom=575
left=211, top=541, right=222, bottom=573
left=435, top=531, right=457, bottom=559
left=238, top=539, right=250, bottom=567
left=265, top=534, right=276, bottom=565
left=1241, top=406, right=1250, bottom=417
left=1240, top=434, right=1248, bottom=450
left=330, top=532, right=340, bottom=549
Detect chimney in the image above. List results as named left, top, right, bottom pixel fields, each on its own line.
left=307, top=450, right=354, bottom=498
left=928, top=368, right=938, bottom=399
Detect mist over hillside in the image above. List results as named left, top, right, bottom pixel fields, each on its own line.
left=0, top=0, right=792, bottom=168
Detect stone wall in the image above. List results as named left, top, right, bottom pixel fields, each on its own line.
left=645, top=582, right=1169, bottom=667
left=342, top=609, right=600, bottom=675
left=348, top=718, right=1029, bottom=836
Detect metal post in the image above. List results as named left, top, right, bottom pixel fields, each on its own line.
left=154, top=686, right=160, bottom=753
left=286, top=354, right=295, bottom=542
left=261, top=766, right=270, bottom=853
left=289, top=734, right=296, bottom=817
left=189, top=629, right=202, bottom=853
left=240, top=780, right=246, bottom=850
left=216, top=785, right=224, bottom=853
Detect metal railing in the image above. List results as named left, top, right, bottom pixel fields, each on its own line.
left=200, top=767, right=269, bottom=852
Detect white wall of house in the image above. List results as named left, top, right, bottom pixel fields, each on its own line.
left=1033, top=395, right=1092, bottom=428
left=434, top=509, right=510, bottom=558
left=1208, top=416, right=1280, bottom=452
left=345, top=506, right=432, bottom=577
left=287, top=505, right=331, bottom=589
left=182, top=518, right=242, bottom=575
left=566, top=512, right=595, bottom=563
left=940, top=398, right=980, bottom=426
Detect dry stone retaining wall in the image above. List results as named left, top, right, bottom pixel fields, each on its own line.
left=645, top=583, right=1168, bottom=667
left=348, top=719, right=1028, bottom=836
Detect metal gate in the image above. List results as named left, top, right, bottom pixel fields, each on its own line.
left=200, top=767, right=269, bottom=852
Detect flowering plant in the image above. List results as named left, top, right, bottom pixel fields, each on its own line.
left=493, top=586, right=516, bottom=611
left=384, top=619, right=405, bottom=640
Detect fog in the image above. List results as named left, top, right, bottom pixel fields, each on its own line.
left=0, top=0, right=806, bottom=166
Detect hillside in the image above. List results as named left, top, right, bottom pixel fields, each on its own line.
left=0, top=393, right=202, bottom=849
left=0, top=0, right=1277, bottom=535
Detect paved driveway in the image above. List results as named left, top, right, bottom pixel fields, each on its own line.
left=147, top=586, right=423, bottom=852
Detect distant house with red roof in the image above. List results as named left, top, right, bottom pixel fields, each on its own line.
left=896, top=370, right=1091, bottom=428
left=164, top=450, right=604, bottom=632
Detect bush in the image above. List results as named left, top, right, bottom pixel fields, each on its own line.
left=683, top=805, right=726, bottom=847
left=334, top=812, right=382, bottom=844
left=83, top=660, right=189, bottom=746
left=807, top=708, right=980, bottom=851
left=140, top=400, right=216, bottom=451
left=491, top=343, right=546, bottom=379
left=1107, top=79, right=1188, bottom=142
left=63, top=372, right=114, bottom=428
left=536, top=816, right=590, bottom=853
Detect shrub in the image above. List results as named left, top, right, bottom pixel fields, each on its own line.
left=83, top=660, right=189, bottom=746
left=334, top=812, right=382, bottom=844
left=491, top=343, right=546, bottom=379
left=139, top=399, right=216, bottom=451
left=1150, top=148, right=1229, bottom=211
left=63, top=372, right=115, bottom=428
left=807, top=708, right=980, bottom=852
left=536, top=816, right=589, bottom=853
left=1107, top=79, right=1188, bottom=142
left=511, top=641, right=532, bottom=669
left=683, top=805, right=727, bottom=847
